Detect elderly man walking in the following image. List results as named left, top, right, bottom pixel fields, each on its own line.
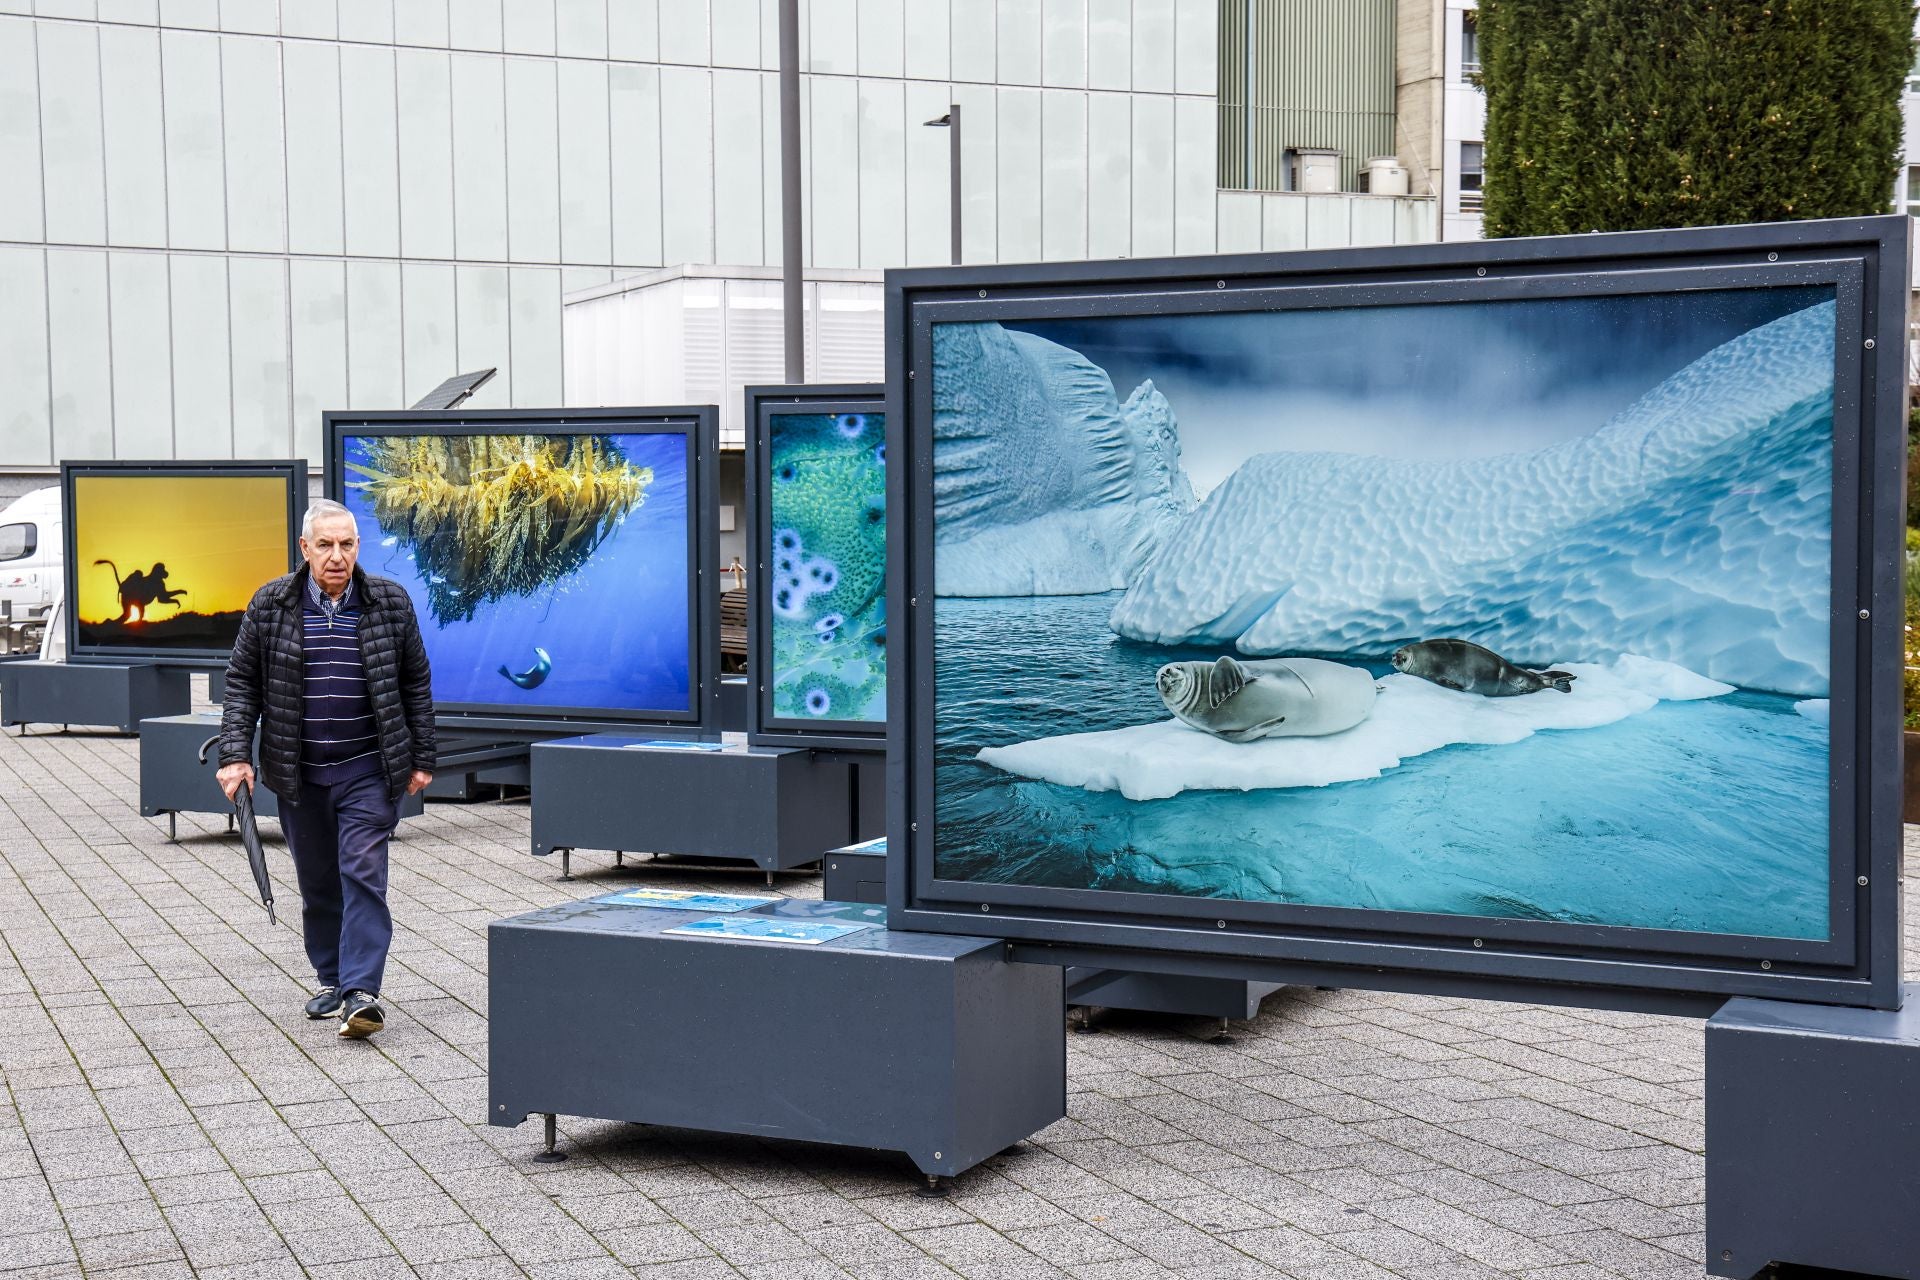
left=217, top=498, right=435, bottom=1039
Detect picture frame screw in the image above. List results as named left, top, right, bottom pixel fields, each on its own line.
left=1476, top=266, right=1487, bottom=276
left=1723, top=1250, right=1734, bottom=1262
left=980, top=904, right=990, bottom=912
left=1761, top=960, right=1773, bottom=970
left=910, top=822, right=918, bottom=831
left=1864, top=338, right=1875, bottom=349
left=1859, top=609, right=1870, bottom=620
left=1216, top=920, right=1226, bottom=929
left=1216, top=280, right=1226, bottom=289
left=1767, top=252, right=1778, bottom=261
left=1858, top=876, right=1869, bottom=886
left=1473, top=938, right=1484, bottom=948
left=978, top=289, right=988, bottom=298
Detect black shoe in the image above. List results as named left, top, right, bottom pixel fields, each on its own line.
left=304, top=986, right=343, bottom=1020
left=338, top=991, right=384, bottom=1039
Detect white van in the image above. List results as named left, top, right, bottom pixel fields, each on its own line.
left=0, top=486, right=61, bottom=623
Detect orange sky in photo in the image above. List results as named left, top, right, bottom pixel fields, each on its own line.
left=72, top=474, right=291, bottom=625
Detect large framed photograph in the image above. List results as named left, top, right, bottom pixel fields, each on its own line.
left=888, top=216, right=1909, bottom=1011
left=324, top=408, right=720, bottom=732
left=63, top=460, right=302, bottom=665
left=744, top=383, right=886, bottom=751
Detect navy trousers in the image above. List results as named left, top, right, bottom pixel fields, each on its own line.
left=278, top=770, right=399, bottom=997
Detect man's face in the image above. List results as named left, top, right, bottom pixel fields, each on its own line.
left=300, top=514, right=359, bottom=595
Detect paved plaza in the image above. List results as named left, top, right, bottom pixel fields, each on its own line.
left=0, top=698, right=1910, bottom=1280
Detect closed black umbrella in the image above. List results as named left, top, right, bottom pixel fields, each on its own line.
left=199, top=734, right=276, bottom=924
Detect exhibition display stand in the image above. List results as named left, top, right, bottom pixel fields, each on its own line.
left=0, top=660, right=191, bottom=734
left=1705, top=986, right=1920, bottom=1279
left=529, top=734, right=853, bottom=880
left=718, top=676, right=748, bottom=732
left=137, top=713, right=423, bottom=840
left=488, top=896, right=1064, bottom=1184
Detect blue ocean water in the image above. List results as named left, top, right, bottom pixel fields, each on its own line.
left=934, top=593, right=1831, bottom=940
left=343, top=433, right=691, bottom=715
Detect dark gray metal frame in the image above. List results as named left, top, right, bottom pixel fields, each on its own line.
left=61, top=459, right=303, bottom=667
left=323, top=407, right=722, bottom=736
left=743, top=382, right=888, bottom=751
left=887, top=215, right=1910, bottom=1013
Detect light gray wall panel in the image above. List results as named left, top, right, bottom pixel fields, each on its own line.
left=37, top=0, right=95, bottom=16
left=336, top=0, right=393, bottom=44
left=609, top=0, right=658, bottom=61
left=659, top=0, right=708, bottom=64
left=1087, top=0, right=1129, bottom=90
left=809, top=73, right=858, bottom=268
left=283, top=40, right=345, bottom=256
left=395, top=49, right=455, bottom=260
left=610, top=62, right=663, bottom=268
left=950, top=0, right=993, bottom=82
left=503, top=0, right=555, bottom=53
left=99, top=0, right=159, bottom=20
left=161, top=30, right=225, bottom=250
left=1041, top=90, right=1086, bottom=261
left=455, top=264, right=510, bottom=404
left=394, top=0, right=450, bottom=47
left=100, top=26, right=167, bottom=249
left=159, top=0, right=217, bottom=28
left=952, top=83, right=995, bottom=262
left=1261, top=191, right=1308, bottom=250
left=856, top=0, right=900, bottom=78
left=808, top=0, right=853, bottom=74
left=997, top=0, right=1041, bottom=86
left=556, top=0, right=608, bottom=57
left=0, top=22, right=45, bottom=242
left=903, top=0, right=948, bottom=80
left=758, top=69, right=781, bottom=264
left=995, top=87, right=1041, bottom=262
left=279, top=0, right=336, bottom=40
left=1042, top=0, right=1086, bottom=87
left=1086, top=89, right=1129, bottom=258
left=659, top=66, right=714, bottom=265
left=344, top=259, right=403, bottom=409
left=38, top=21, right=107, bottom=246
left=289, top=258, right=347, bottom=463
left=339, top=44, right=400, bottom=258
left=168, top=253, right=231, bottom=457
left=220, top=0, right=276, bottom=35
left=450, top=53, right=508, bottom=261
left=1132, top=0, right=1174, bottom=93
left=712, top=0, right=758, bottom=68
left=505, top=56, right=560, bottom=263
left=857, top=77, right=905, bottom=269
left=227, top=255, right=290, bottom=457
left=1130, top=94, right=1174, bottom=256
left=0, top=248, right=52, bottom=467
left=1215, top=189, right=1261, bottom=253
left=713, top=67, right=765, bottom=265
left=448, top=0, right=501, bottom=50
left=220, top=34, right=286, bottom=253
left=47, top=250, right=114, bottom=461
left=903, top=79, right=952, bottom=266
left=1174, top=0, right=1215, bottom=95
left=0, top=0, right=31, bottom=13
left=509, top=267, right=561, bottom=405
left=557, top=60, right=613, bottom=265
left=107, top=251, right=174, bottom=458
left=1173, top=95, right=1213, bottom=254
left=399, top=261, right=456, bottom=407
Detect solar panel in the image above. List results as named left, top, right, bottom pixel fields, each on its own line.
left=410, top=368, right=498, bottom=411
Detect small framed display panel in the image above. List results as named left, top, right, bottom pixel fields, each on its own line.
left=888, top=216, right=1910, bottom=1013
left=62, top=460, right=303, bottom=666
left=745, top=383, right=887, bottom=751
left=324, top=408, right=721, bottom=735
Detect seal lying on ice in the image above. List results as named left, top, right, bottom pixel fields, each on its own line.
left=1390, top=638, right=1576, bottom=696
left=1155, top=655, right=1377, bottom=743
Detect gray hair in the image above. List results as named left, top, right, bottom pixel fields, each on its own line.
left=301, top=498, right=358, bottom=540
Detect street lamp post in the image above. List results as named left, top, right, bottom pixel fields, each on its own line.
left=924, top=106, right=961, bottom=266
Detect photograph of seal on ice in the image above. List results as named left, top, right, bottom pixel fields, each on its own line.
left=929, top=284, right=1838, bottom=941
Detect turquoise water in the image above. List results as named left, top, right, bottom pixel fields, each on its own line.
left=933, top=594, right=1831, bottom=939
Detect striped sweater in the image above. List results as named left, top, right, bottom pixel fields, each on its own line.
left=300, top=575, right=381, bottom=785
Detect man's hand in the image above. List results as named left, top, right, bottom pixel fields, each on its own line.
left=216, top=762, right=254, bottom=803
left=406, top=770, right=433, bottom=796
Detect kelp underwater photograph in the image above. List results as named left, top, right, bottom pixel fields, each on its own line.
left=930, top=287, right=1839, bottom=941
left=342, top=431, right=692, bottom=715
left=766, top=411, right=887, bottom=725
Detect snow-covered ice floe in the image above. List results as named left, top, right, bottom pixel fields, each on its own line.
left=977, top=655, right=1734, bottom=802
left=1793, top=699, right=1830, bottom=726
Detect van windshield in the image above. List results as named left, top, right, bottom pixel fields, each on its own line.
left=0, top=523, right=36, bottom=562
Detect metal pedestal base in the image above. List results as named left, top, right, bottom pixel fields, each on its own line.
left=1706, top=984, right=1920, bottom=1279
left=1, top=661, right=191, bottom=734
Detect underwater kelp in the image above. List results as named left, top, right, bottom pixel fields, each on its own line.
left=347, top=434, right=653, bottom=626
left=768, top=413, right=886, bottom=721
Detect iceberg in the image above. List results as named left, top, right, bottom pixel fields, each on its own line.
left=933, top=323, right=1196, bottom=595
left=977, top=655, right=1734, bottom=802
left=1109, top=301, right=1837, bottom=698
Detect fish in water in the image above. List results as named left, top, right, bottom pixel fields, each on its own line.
left=1155, top=655, right=1376, bottom=743
left=499, top=647, right=552, bottom=690
left=1390, top=638, right=1576, bottom=696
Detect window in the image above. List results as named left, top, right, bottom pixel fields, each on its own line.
left=1907, top=42, right=1920, bottom=93
left=1460, top=11, right=1480, bottom=78
left=1459, top=141, right=1485, bottom=211
left=0, top=524, right=35, bottom=562
left=1905, top=165, right=1920, bottom=217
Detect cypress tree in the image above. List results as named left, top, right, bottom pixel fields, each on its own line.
left=1478, top=0, right=1914, bottom=236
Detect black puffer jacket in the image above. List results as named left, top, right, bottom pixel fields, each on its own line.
left=220, top=566, right=436, bottom=803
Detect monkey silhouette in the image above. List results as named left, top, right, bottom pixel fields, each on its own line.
left=94, top=559, right=188, bottom=623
